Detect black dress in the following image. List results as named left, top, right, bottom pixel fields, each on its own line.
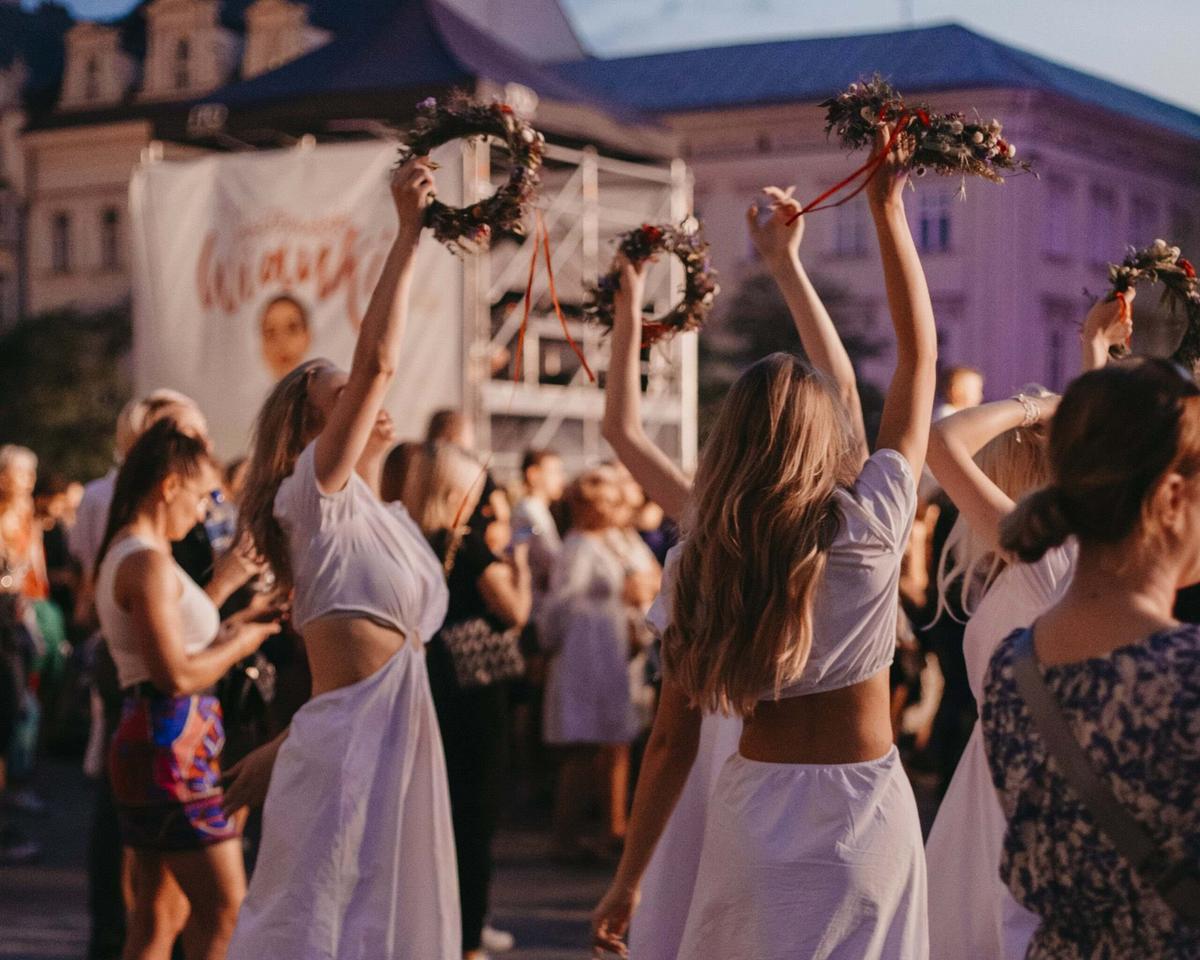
left=426, top=527, right=512, bottom=953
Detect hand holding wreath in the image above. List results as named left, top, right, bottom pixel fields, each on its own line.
left=395, top=91, right=545, bottom=252
left=1103, top=239, right=1200, bottom=372
left=585, top=222, right=719, bottom=347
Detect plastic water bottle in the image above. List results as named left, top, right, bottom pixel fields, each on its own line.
left=205, top=489, right=237, bottom=555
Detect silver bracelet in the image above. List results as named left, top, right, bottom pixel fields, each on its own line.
left=1011, top=393, right=1040, bottom=428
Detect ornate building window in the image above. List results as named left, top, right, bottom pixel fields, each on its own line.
left=1042, top=299, right=1075, bottom=390
left=101, top=207, right=121, bottom=271
left=84, top=56, right=100, bottom=102
left=916, top=189, right=952, bottom=253
left=1087, top=186, right=1118, bottom=264
left=51, top=212, right=72, bottom=274
left=173, top=38, right=191, bottom=91
left=831, top=196, right=869, bottom=256
left=1042, top=177, right=1072, bottom=258
left=1130, top=196, right=1160, bottom=245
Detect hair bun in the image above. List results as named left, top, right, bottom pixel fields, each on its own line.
left=1001, top=486, right=1072, bottom=563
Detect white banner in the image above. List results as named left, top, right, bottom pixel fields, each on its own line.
left=129, top=141, right=464, bottom=457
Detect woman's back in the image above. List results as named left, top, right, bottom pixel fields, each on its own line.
left=962, top=543, right=1075, bottom=701
left=981, top=624, right=1200, bottom=958
left=772, top=448, right=916, bottom=700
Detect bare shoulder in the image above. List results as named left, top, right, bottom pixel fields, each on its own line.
left=113, top=544, right=179, bottom=609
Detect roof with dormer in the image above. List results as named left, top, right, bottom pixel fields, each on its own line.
left=201, top=0, right=610, bottom=113
left=553, top=22, right=1200, bottom=142
left=0, top=3, right=71, bottom=112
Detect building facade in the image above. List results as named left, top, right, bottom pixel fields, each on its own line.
left=8, top=2, right=1200, bottom=395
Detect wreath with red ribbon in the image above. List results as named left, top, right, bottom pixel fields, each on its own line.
left=790, top=76, right=1035, bottom=219
left=584, top=223, right=720, bottom=348
left=396, top=91, right=544, bottom=252
left=1104, top=239, right=1200, bottom=372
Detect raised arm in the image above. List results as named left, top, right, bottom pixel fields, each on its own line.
left=926, top=393, right=1058, bottom=551
left=592, top=678, right=701, bottom=958
left=1080, top=288, right=1135, bottom=374
left=868, top=128, right=939, bottom=476
left=748, top=187, right=868, bottom=463
left=600, top=257, right=691, bottom=522
left=313, top=158, right=434, bottom=494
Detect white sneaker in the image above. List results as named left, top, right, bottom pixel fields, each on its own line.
left=480, top=925, right=515, bottom=953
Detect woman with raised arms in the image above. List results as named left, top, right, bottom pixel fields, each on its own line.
left=223, top=158, right=459, bottom=959
left=593, top=127, right=935, bottom=960
left=922, top=293, right=1134, bottom=960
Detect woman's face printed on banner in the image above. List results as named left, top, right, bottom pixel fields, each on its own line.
left=259, top=294, right=313, bottom=380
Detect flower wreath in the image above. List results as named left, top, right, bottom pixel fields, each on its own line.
left=583, top=223, right=720, bottom=347
left=1105, top=239, right=1200, bottom=371
left=396, top=91, right=545, bottom=251
left=793, top=75, right=1035, bottom=217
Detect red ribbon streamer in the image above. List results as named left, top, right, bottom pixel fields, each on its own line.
left=512, top=211, right=596, bottom=384
left=1116, top=290, right=1132, bottom=352
left=787, top=110, right=921, bottom=224
left=540, top=211, right=595, bottom=383
left=511, top=219, right=540, bottom=380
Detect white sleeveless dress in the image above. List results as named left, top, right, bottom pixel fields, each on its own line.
left=924, top=543, right=1075, bottom=960
left=227, top=444, right=456, bottom=960
left=657, top=450, right=928, bottom=960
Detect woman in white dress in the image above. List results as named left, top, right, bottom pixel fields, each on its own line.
left=591, top=184, right=872, bottom=959
left=221, top=159, right=460, bottom=960
left=922, top=293, right=1134, bottom=960
left=540, top=467, right=658, bottom=858
left=593, top=130, right=936, bottom=960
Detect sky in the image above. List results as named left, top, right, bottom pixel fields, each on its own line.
left=23, top=0, right=1200, bottom=114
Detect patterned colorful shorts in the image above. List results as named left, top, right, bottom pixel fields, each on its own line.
left=109, top=692, right=239, bottom=851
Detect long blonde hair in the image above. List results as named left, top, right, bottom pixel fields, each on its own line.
left=663, top=353, right=860, bottom=716
left=402, top=442, right=486, bottom=538
left=934, top=386, right=1052, bottom=623
left=238, top=359, right=331, bottom=591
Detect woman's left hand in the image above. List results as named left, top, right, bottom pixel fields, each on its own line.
left=222, top=736, right=284, bottom=815
left=364, top=410, right=397, bottom=457
left=1083, top=288, right=1136, bottom=351
left=866, top=122, right=912, bottom=211
left=747, top=186, right=803, bottom=267
left=592, top=881, right=640, bottom=958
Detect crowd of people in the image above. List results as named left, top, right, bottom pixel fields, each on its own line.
left=0, top=133, right=1196, bottom=960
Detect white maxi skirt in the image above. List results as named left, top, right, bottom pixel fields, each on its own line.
left=227, top=643, right=460, bottom=960
left=628, top=712, right=742, bottom=960
left=676, top=746, right=928, bottom=960
left=924, top=723, right=1038, bottom=960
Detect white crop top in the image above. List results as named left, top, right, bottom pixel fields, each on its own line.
left=95, top=536, right=221, bottom=690
left=273, top=442, right=448, bottom=641
left=647, top=448, right=916, bottom=699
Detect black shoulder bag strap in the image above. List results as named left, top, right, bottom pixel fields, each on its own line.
left=1011, top=628, right=1200, bottom=925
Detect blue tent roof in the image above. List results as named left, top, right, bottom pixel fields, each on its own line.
left=206, top=0, right=622, bottom=118
left=554, top=23, right=1200, bottom=142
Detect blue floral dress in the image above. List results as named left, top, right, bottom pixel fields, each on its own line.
left=980, top=625, right=1200, bottom=959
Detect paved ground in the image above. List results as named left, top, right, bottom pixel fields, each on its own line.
left=0, top=759, right=609, bottom=960
left=1, top=758, right=939, bottom=960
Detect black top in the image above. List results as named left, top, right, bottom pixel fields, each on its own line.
left=172, top=522, right=214, bottom=587
left=429, top=527, right=504, bottom=631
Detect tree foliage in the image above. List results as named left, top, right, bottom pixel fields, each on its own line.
left=0, top=304, right=133, bottom=480
left=699, top=269, right=887, bottom=444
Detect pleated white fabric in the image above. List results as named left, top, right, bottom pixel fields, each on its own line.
left=627, top=711, right=742, bottom=960
left=924, top=542, right=1074, bottom=960
left=676, top=747, right=928, bottom=960
left=226, top=643, right=460, bottom=960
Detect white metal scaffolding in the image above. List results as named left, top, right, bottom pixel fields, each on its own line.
left=459, top=138, right=698, bottom=478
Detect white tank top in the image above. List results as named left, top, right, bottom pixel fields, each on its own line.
left=95, top=535, right=221, bottom=690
